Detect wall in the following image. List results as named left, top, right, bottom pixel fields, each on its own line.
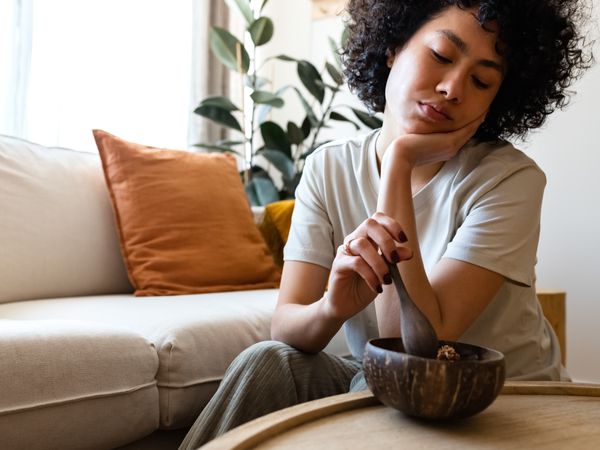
left=521, top=23, right=600, bottom=381
left=265, top=0, right=600, bottom=382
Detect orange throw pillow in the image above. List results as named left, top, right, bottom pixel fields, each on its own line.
left=93, top=129, right=280, bottom=296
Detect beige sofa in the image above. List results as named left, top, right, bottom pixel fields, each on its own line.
left=0, top=135, right=348, bottom=450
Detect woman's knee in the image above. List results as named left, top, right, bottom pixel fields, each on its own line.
left=231, top=340, right=299, bottom=372
left=239, top=339, right=294, bottom=357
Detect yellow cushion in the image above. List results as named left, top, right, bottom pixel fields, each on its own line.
left=258, top=200, right=295, bottom=268
left=93, top=129, right=280, bottom=296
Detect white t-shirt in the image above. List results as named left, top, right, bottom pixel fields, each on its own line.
left=284, top=129, right=566, bottom=381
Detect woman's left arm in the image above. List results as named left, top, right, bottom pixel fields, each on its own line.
left=378, top=151, right=503, bottom=340
left=377, top=114, right=508, bottom=340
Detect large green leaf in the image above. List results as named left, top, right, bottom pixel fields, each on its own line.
left=248, top=17, right=274, bottom=46
left=199, top=96, right=239, bottom=111
left=301, top=116, right=312, bottom=138
left=351, top=108, right=383, bottom=129
left=297, top=60, right=325, bottom=103
left=255, top=104, right=270, bottom=126
left=251, top=90, right=284, bottom=108
left=260, top=121, right=291, bottom=158
left=287, top=122, right=304, bottom=145
left=255, top=85, right=291, bottom=124
left=273, top=54, right=297, bottom=62
left=328, top=37, right=342, bottom=69
left=325, top=62, right=343, bottom=85
left=341, top=27, right=349, bottom=48
left=194, top=104, right=243, bottom=132
left=192, top=142, right=243, bottom=156
left=225, top=0, right=254, bottom=26
left=244, top=74, right=269, bottom=89
left=329, top=111, right=359, bottom=130
left=293, top=88, right=319, bottom=127
left=210, top=27, right=250, bottom=73
left=281, top=172, right=302, bottom=197
left=317, top=79, right=340, bottom=92
left=246, top=177, right=280, bottom=206
left=216, top=140, right=246, bottom=146
left=258, top=149, right=295, bottom=181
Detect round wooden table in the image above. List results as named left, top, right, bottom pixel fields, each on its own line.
left=200, top=382, right=600, bottom=449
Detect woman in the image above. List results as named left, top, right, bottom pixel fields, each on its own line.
left=180, top=1, right=591, bottom=447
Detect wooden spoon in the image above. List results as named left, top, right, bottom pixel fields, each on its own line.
left=389, top=263, right=438, bottom=358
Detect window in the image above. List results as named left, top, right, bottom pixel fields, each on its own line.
left=2, top=0, right=193, bottom=152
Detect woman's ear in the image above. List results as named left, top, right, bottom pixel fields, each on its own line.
left=386, top=48, right=396, bottom=68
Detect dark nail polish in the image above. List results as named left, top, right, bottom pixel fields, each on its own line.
left=391, top=250, right=400, bottom=264
left=376, top=285, right=383, bottom=294
left=399, top=231, right=408, bottom=243
left=383, top=273, right=392, bottom=285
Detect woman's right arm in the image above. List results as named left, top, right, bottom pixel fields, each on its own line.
left=271, top=261, right=342, bottom=354
left=271, top=214, right=413, bottom=354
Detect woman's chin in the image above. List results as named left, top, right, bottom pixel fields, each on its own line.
left=386, top=116, right=455, bottom=136
left=404, top=122, right=446, bottom=135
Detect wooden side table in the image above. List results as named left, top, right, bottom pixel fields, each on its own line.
left=200, top=382, right=600, bottom=449
left=537, top=291, right=567, bottom=364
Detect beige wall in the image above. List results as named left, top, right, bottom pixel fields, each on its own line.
left=521, top=20, right=600, bottom=381
left=266, top=0, right=600, bottom=382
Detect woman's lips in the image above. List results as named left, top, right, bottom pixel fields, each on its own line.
left=418, top=103, right=452, bottom=122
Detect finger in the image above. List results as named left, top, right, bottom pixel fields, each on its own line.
left=465, top=110, right=488, bottom=133
left=344, top=254, right=383, bottom=294
left=370, top=213, right=408, bottom=261
left=464, top=108, right=488, bottom=125
left=344, top=225, right=414, bottom=268
left=450, top=115, right=485, bottom=148
left=394, top=243, right=414, bottom=261
left=344, top=216, right=391, bottom=257
left=349, top=235, right=391, bottom=286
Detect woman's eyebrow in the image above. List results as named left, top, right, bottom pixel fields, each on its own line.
left=436, top=29, right=504, bottom=73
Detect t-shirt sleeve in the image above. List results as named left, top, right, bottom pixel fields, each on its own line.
left=283, top=153, right=336, bottom=269
left=444, top=165, right=546, bottom=286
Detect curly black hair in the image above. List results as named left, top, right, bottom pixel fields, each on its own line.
left=342, top=0, right=594, bottom=140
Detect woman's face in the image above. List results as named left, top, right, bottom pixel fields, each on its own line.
left=384, top=6, right=505, bottom=135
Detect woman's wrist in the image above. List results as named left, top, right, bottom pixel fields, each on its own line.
left=319, top=291, right=350, bottom=325
left=384, top=136, right=418, bottom=170
left=379, top=145, right=413, bottom=208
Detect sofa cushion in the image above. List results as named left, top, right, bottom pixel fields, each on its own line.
left=0, top=134, right=132, bottom=304
left=0, top=291, right=350, bottom=429
left=93, top=129, right=281, bottom=296
left=0, top=320, right=159, bottom=450
left=0, top=291, right=277, bottom=428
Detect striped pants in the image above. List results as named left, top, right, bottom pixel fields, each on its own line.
left=179, top=340, right=367, bottom=450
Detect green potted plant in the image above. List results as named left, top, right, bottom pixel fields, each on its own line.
left=194, top=0, right=382, bottom=206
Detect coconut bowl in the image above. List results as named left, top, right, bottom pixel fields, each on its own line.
left=363, top=338, right=505, bottom=420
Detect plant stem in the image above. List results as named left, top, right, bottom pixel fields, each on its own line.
left=309, top=87, right=338, bottom=152
left=249, top=42, right=257, bottom=175
left=238, top=40, right=250, bottom=187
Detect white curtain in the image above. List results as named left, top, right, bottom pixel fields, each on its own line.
left=0, top=0, right=32, bottom=138
left=188, top=0, right=231, bottom=147
left=2, top=0, right=233, bottom=150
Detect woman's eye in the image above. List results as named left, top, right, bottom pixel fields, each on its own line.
left=472, top=76, right=491, bottom=89
left=431, top=50, right=451, bottom=64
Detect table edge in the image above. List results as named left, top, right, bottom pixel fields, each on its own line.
left=199, top=381, right=600, bottom=450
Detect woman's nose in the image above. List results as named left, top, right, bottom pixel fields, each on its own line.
left=436, top=72, right=465, bottom=103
